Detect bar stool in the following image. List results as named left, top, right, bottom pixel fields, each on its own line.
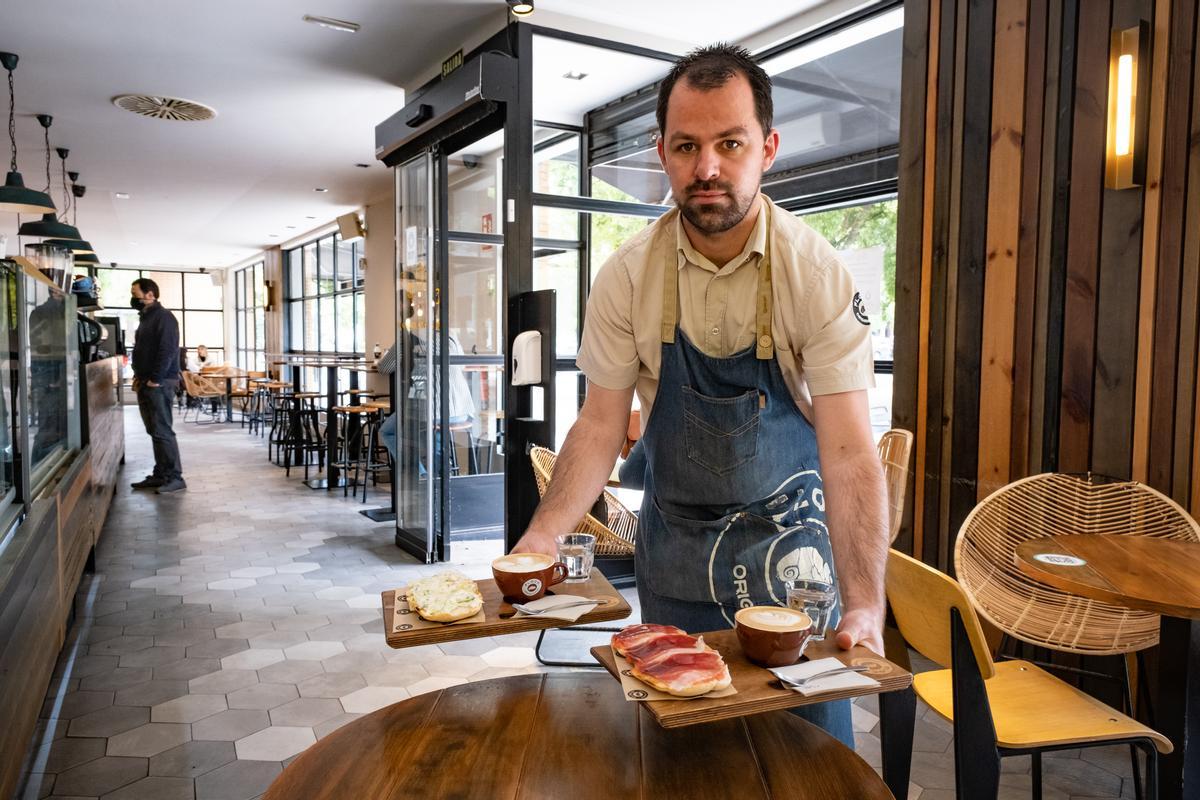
left=330, top=406, right=375, bottom=498
left=356, top=401, right=392, bottom=503
left=445, top=420, right=478, bottom=476
left=264, top=382, right=295, bottom=463
left=247, top=378, right=273, bottom=436
left=283, top=391, right=326, bottom=480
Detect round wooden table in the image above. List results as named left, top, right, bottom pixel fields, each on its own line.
left=263, top=673, right=893, bottom=800
left=1015, top=534, right=1200, bottom=800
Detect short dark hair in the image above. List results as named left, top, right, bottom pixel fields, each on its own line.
left=656, top=43, right=773, bottom=138
left=131, top=277, right=160, bottom=299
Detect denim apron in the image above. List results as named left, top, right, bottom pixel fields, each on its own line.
left=634, top=205, right=853, bottom=745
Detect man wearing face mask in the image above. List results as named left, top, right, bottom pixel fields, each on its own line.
left=129, top=278, right=186, bottom=494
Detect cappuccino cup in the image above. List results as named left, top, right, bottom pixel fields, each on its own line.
left=492, top=552, right=568, bottom=602
left=735, top=605, right=815, bottom=667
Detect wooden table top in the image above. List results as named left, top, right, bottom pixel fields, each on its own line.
left=381, top=570, right=632, bottom=648
left=1015, top=534, right=1200, bottom=619
left=263, top=673, right=893, bottom=800
left=592, top=630, right=912, bottom=729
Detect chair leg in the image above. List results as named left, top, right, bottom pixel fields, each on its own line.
left=1031, top=751, right=1042, bottom=800
left=1121, top=656, right=1146, bottom=800
left=950, top=608, right=1002, bottom=799
left=1140, top=741, right=1158, bottom=800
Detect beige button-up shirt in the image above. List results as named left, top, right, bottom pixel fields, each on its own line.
left=576, top=195, right=874, bottom=429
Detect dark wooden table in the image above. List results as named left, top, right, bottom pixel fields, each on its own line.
left=201, top=368, right=239, bottom=422
left=262, top=673, right=894, bottom=800
left=1016, top=534, right=1200, bottom=800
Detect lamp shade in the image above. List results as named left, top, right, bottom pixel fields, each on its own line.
left=73, top=253, right=99, bottom=264
left=0, top=171, right=56, bottom=215
left=18, top=213, right=81, bottom=239
left=44, top=237, right=94, bottom=255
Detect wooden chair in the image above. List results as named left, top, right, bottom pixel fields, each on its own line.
left=887, top=548, right=1170, bottom=799
left=529, top=445, right=636, bottom=557
left=877, top=428, right=914, bottom=544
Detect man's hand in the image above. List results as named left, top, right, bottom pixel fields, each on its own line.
left=510, top=530, right=558, bottom=557
left=132, top=377, right=143, bottom=392
left=147, top=381, right=160, bottom=388
left=834, top=605, right=885, bottom=655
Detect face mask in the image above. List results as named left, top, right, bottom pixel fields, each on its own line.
left=130, top=296, right=145, bottom=311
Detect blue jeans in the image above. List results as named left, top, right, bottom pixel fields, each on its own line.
left=380, top=412, right=398, bottom=463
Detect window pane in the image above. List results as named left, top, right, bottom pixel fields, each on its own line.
left=534, top=127, right=580, bottom=195
left=146, top=271, right=183, bottom=308
left=184, top=311, right=223, bottom=349
left=235, top=274, right=245, bottom=309
left=336, top=294, right=353, bottom=352
left=318, top=296, right=334, bottom=351
left=289, top=302, right=303, bottom=350
left=287, top=250, right=302, bottom=299
left=303, top=243, right=318, bottom=296
left=335, top=235, right=354, bottom=288
left=236, top=311, right=246, bottom=348
left=532, top=249, right=580, bottom=357
left=184, top=271, right=222, bottom=310
left=253, top=262, right=263, bottom=301
left=447, top=241, right=502, bottom=356
left=533, top=206, right=580, bottom=241
left=304, top=299, right=318, bottom=350
left=96, top=267, right=141, bottom=309
left=589, top=212, right=655, bottom=281
left=354, top=292, right=365, bottom=353
left=254, top=308, right=265, bottom=352
left=318, top=237, right=336, bottom=294
left=447, top=134, right=503, bottom=234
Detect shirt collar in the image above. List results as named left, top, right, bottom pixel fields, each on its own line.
left=675, top=193, right=769, bottom=274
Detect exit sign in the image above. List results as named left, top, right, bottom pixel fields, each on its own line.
left=442, top=50, right=463, bottom=79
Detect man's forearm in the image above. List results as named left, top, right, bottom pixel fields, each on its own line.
left=824, top=451, right=889, bottom=614
left=524, top=414, right=625, bottom=541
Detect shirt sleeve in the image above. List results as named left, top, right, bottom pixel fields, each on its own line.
left=800, top=257, right=875, bottom=396
left=153, top=312, right=180, bottom=383
left=575, top=256, right=639, bottom=391
left=377, top=344, right=397, bottom=376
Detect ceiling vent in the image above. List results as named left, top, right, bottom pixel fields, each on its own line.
left=112, top=94, right=216, bottom=121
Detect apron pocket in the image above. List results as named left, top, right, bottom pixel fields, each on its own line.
left=681, top=386, right=760, bottom=476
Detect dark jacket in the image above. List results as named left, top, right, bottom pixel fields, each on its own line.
left=131, top=302, right=181, bottom=383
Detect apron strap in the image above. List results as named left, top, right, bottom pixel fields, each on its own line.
left=661, top=201, right=775, bottom=361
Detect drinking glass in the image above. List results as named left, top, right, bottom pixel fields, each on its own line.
left=555, top=533, right=596, bottom=582
left=785, top=579, right=837, bottom=641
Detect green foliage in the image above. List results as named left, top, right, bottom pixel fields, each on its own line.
left=799, top=199, right=897, bottom=325
left=589, top=177, right=654, bottom=276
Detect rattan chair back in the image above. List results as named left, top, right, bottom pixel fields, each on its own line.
left=529, top=446, right=636, bottom=557
left=955, top=472, right=1200, bottom=655
left=877, top=429, right=914, bottom=543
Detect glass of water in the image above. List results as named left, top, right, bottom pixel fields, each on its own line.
left=785, top=579, right=837, bottom=641
left=555, top=533, right=596, bottom=582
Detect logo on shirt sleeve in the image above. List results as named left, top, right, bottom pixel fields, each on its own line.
left=852, top=292, right=870, bottom=326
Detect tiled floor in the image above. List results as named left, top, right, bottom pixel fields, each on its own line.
left=17, top=407, right=1141, bottom=799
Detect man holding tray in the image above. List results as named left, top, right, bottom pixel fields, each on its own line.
left=512, top=43, right=888, bottom=746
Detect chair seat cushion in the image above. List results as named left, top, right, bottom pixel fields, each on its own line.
left=913, top=660, right=1171, bottom=753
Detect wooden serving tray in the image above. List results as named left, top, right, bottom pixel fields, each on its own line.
left=381, top=570, right=632, bottom=649
left=591, top=628, right=912, bottom=729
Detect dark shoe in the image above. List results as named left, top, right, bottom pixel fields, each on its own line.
left=156, top=478, right=187, bottom=494
left=131, top=476, right=164, bottom=489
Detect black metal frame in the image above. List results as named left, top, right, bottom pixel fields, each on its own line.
left=948, top=607, right=1161, bottom=800
left=94, top=265, right=226, bottom=363
left=281, top=233, right=365, bottom=362
left=232, top=260, right=266, bottom=371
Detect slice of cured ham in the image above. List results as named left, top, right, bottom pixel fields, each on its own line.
left=630, top=649, right=733, bottom=697
left=611, top=624, right=686, bottom=657
left=620, top=633, right=701, bottom=663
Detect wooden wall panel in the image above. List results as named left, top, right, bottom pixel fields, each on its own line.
left=977, top=0, right=1028, bottom=499
left=896, top=0, right=1200, bottom=560
left=263, top=246, right=284, bottom=376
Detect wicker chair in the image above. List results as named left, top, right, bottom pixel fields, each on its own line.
left=180, top=371, right=226, bottom=423
left=877, top=428, right=914, bottom=544
left=529, top=446, right=636, bottom=557
left=955, top=472, right=1200, bottom=656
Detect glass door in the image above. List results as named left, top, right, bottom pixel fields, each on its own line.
left=395, top=151, right=444, bottom=562
left=442, top=132, right=506, bottom=542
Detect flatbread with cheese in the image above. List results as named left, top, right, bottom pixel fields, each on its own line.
left=407, top=571, right=483, bottom=623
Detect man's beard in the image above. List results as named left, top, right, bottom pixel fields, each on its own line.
left=676, top=180, right=757, bottom=235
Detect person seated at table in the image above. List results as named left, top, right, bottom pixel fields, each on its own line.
left=185, top=344, right=213, bottom=372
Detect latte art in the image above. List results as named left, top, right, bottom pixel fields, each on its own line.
left=736, top=606, right=812, bottom=633
left=493, top=553, right=555, bottom=573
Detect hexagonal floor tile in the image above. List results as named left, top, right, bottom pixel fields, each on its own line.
left=68, top=705, right=151, bottom=738
left=106, top=722, right=191, bottom=757
left=424, top=655, right=489, bottom=679
left=406, top=676, right=468, bottom=697
left=282, top=640, right=346, bottom=661
left=192, top=709, right=272, bottom=742
left=151, top=692, right=228, bottom=723
left=195, top=759, right=281, bottom=800
left=234, top=725, right=316, bottom=761
left=220, top=649, right=285, bottom=670
left=226, top=682, right=299, bottom=710
left=230, top=567, right=277, bottom=579
left=113, top=679, right=191, bottom=708
left=480, top=647, right=537, bottom=669
left=274, top=562, right=320, bottom=574
left=360, top=664, right=430, bottom=688
left=99, top=775, right=195, bottom=800
left=149, top=739, right=237, bottom=778
left=53, top=756, right=148, bottom=797
left=269, top=698, right=345, bottom=727
left=214, top=621, right=277, bottom=640
left=338, top=686, right=409, bottom=714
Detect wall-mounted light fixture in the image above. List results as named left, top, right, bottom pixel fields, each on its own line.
left=1105, top=21, right=1150, bottom=190
left=263, top=279, right=276, bottom=312
left=507, top=0, right=534, bottom=16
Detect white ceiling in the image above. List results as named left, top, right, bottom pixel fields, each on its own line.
left=0, top=0, right=850, bottom=270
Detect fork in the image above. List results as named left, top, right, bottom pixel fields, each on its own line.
left=773, top=664, right=870, bottom=687
left=512, top=598, right=605, bottom=615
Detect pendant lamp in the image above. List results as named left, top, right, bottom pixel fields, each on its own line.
left=73, top=253, right=99, bottom=264
left=46, top=238, right=94, bottom=255
left=0, top=53, right=56, bottom=215
left=19, top=119, right=81, bottom=239
left=50, top=170, right=95, bottom=253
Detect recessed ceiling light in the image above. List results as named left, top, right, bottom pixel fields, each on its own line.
left=314, top=187, right=328, bottom=192
left=269, top=234, right=279, bottom=237
left=114, top=192, right=131, bottom=200
left=302, top=14, right=360, bottom=33
left=563, top=70, right=588, bottom=81
left=355, top=163, right=370, bottom=168
left=286, top=225, right=296, bottom=229
left=306, top=215, right=316, bottom=219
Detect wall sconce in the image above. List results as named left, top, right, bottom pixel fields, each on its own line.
left=263, top=279, right=275, bottom=312
left=1105, top=21, right=1150, bottom=190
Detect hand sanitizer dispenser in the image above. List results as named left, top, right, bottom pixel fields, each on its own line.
left=511, top=330, right=542, bottom=386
